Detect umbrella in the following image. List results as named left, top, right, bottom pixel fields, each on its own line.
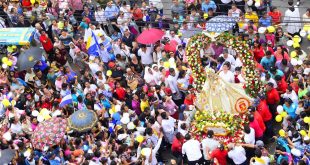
left=164, top=40, right=178, bottom=53
left=68, top=109, right=98, bottom=132
left=206, top=15, right=236, bottom=33
left=31, top=117, right=67, bottom=149
left=181, top=28, right=203, bottom=39
left=0, top=149, right=15, bottom=164
left=137, top=28, right=165, bottom=44
left=16, top=47, right=43, bottom=71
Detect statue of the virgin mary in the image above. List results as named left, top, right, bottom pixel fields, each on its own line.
left=195, top=68, right=252, bottom=114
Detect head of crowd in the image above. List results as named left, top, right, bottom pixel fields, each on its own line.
left=0, top=0, right=310, bottom=164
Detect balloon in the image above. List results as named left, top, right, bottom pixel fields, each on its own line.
left=2, top=99, right=11, bottom=107
left=276, top=105, right=283, bottom=113
left=280, top=111, right=288, bottom=117
left=37, top=115, right=44, bottom=122
left=293, top=35, right=301, bottom=43
left=275, top=115, right=283, bottom=122
left=163, top=62, right=170, bottom=68
left=304, top=25, right=310, bottom=32
left=255, top=2, right=260, bottom=7
left=58, top=22, right=64, bottom=29
left=107, top=70, right=112, bottom=76
left=7, top=47, right=13, bottom=53
left=286, top=40, right=293, bottom=47
left=11, top=100, right=16, bottom=106
left=300, top=30, right=307, bottom=37
left=31, top=110, right=39, bottom=117
left=141, top=148, right=151, bottom=156
left=267, top=26, right=275, bottom=33
left=300, top=130, right=307, bottom=136
left=279, top=129, right=286, bottom=137
left=136, top=135, right=144, bottom=143
left=290, top=58, right=298, bottom=66
left=30, top=0, right=35, bottom=4
left=127, top=122, right=136, bottom=130
left=290, top=51, right=297, bottom=58
left=304, top=117, right=310, bottom=124
left=308, top=34, right=310, bottom=40
left=112, top=112, right=121, bottom=121
left=2, top=57, right=8, bottom=63
left=297, top=60, right=303, bottom=66
left=40, top=108, right=50, bottom=116
left=203, top=13, right=208, bottom=19
left=247, top=0, right=253, bottom=6
left=120, top=117, right=130, bottom=124
left=43, top=114, right=51, bottom=120
left=258, top=27, right=266, bottom=34
left=2, top=63, right=7, bottom=69
left=3, top=131, right=12, bottom=141
left=6, top=61, right=13, bottom=66
left=293, top=42, right=300, bottom=48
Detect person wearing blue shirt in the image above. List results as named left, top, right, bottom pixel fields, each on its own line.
left=105, top=1, right=119, bottom=21
left=260, top=51, right=275, bottom=71
left=201, top=0, right=217, bottom=13
left=269, top=67, right=284, bottom=79
left=259, top=12, right=272, bottom=27
left=33, top=60, right=48, bottom=73
left=283, top=98, right=297, bottom=119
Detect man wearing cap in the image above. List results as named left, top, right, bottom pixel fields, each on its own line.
left=182, top=133, right=203, bottom=165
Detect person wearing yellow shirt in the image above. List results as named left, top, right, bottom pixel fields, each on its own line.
left=140, top=93, right=150, bottom=112
left=245, top=8, right=259, bottom=27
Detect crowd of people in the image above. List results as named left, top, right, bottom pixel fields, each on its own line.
left=0, top=0, right=310, bottom=164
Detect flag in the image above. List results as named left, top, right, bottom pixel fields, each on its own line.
left=59, top=94, right=73, bottom=107
left=86, top=29, right=100, bottom=56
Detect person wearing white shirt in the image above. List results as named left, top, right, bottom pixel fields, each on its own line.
left=219, top=62, right=235, bottom=83
left=219, top=49, right=236, bottom=71
left=227, top=143, right=247, bottom=165
left=137, top=132, right=163, bottom=165
left=282, top=86, right=298, bottom=104
left=228, top=3, right=242, bottom=18
left=138, top=45, right=153, bottom=65
left=182, top=134, right=203, bottom=164
left=166, top=68, right=179, bottom=94
left=95, top=6, right=107, bottom=25
left=161, top=112, right=175, bottom=144
left=168, top=30, right=182, bottom=45
left=201, top=130, right=220, bottom=162
left=244, top=125, right=256, bottom=145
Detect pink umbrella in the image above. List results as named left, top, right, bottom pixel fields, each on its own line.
left=164, top=40, right=178, bottom=53
left=137, top=28, right=165, bottom=44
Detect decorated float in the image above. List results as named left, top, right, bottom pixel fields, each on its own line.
left=186, top=32, right=262, bottom=144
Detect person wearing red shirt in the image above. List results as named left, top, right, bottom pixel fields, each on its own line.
left=39, top=31, right=54, bottom=55
left=248, top=106, right=266, bottom=133
left=266, top=82, right=280, bottom=118
left=132, top=4, right=144, bottom=32
left=290, top=78, right=299, bottom=94
left=268, top=7, right=282, bottom=25
left=253, top=41, right=265, bottom=63
left=249, top=114, right=264, bottom=140
left=184, top=93, right=194, bottom=106
left=115, top=82, right=126, bottom=101
left=171, top=132, right=184, bottom=164
left=256, top=94, right=274, bottom=140
left=207, top=144, right=228, bottom=165
left=275, top=75, right=288, bottom=95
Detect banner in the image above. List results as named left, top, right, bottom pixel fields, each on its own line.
left=0, top=28, right=35, bottom=45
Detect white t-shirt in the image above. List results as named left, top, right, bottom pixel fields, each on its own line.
left=219, top=70, right=235, bottom=83
left=182, top=139, right=202, bottom=161
left=201, top=138, right=220, bottom=160
left=228, top=146, right=247, bottom=164
left=138, top=47, right=153, bottom=65
left=244, top=128, right=256, bottom=144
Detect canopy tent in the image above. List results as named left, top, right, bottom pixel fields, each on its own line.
left=0, top=28, right=35, bottom=45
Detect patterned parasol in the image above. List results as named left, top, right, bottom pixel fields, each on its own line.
left=206, top=15, right=236, bottom=33
left=31, top=117, right=67, bottom=149
left=68, top=109, right=98, bottom=132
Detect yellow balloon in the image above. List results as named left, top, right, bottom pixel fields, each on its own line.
left=43, top=114, right=51, bottom=120
left=300, top=130, right=307, bottom=136
left=2, top=99, right=11, bottom=107
left=58, top=22, right=64, bottom=30
left=163, top=62, right=170, bottom=68
left=280, top=112, right=288, bottom=117
left=304, top=25, right=310, bottom=32
left=107, top=70, right=112, bottom=77
left=293, top=42, right=300, bottom=48
left=267, top=26, right=275, bottom=33
left=30, top=0, right=35, bottom=4
left=275, top=115, right=283, bottom=122
left=6, top=61, right=13, bottom=67
left=308, top=34, right=310, bottom=40
left=11, top=100, right=16, bottom=106
left=290, top=51, right=297, bottom=58
left=293, top=35, right=300, bottom=43
left=2, top=57, right=8, bottom=63
left=279, top=129, right=286, bottom=137
left=136, top=135, right=144, bottom=143
left=203, top=13, right=209, bottom=19
left=304, top=117, right=310, bottom=124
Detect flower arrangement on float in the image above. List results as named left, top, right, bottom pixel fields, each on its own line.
left=190, top=109, right=248, bottom=145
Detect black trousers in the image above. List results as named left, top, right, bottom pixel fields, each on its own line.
left=188, top=158, right=203, bottom=165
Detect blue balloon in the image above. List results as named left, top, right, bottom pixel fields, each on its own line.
left=112, top=112, right=121, bottom=121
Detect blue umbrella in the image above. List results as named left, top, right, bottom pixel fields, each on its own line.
left=206, top=15, right=237, bottom=33
left=68, top=109, right=98, bottom=132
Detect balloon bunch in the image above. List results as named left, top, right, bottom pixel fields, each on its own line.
left=1, top=57, right=13, bottom=69
left=32, top=108, right=52, bottom=122
left=275, top=105, right=288, bottom=122
left=301, top=25, right=310, bottom=40
left=1, top=99, right=16, bottom=107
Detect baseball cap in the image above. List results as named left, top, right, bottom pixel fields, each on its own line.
left=256, top=140, right=264, bottom=148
